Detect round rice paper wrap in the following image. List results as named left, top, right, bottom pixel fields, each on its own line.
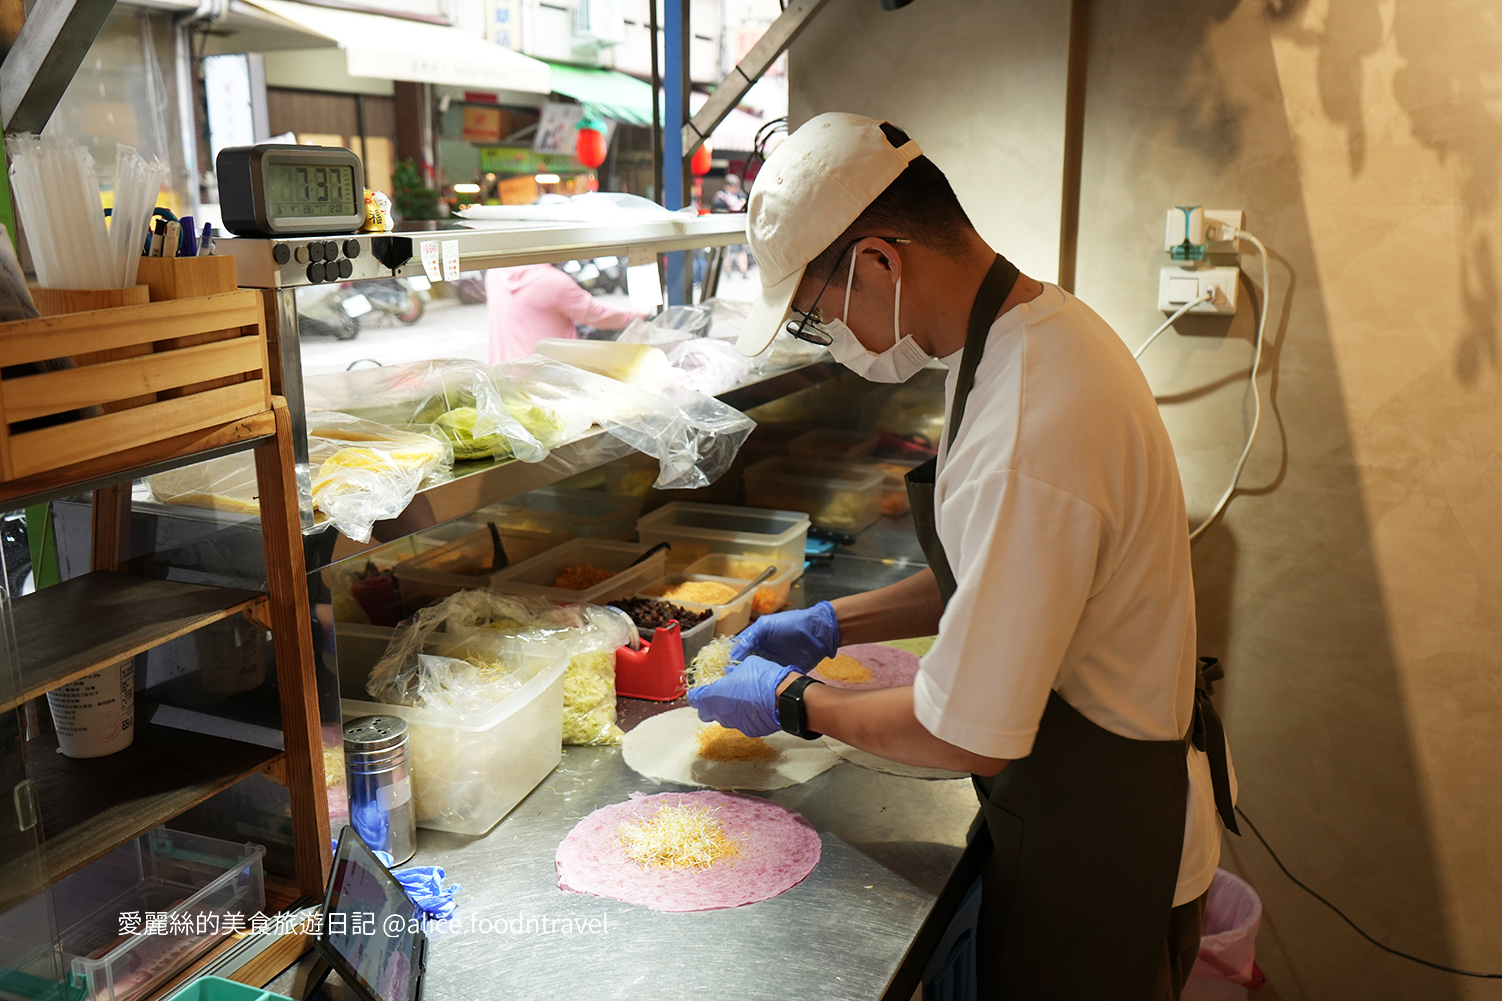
left=556, top=790, right=821, bottom=911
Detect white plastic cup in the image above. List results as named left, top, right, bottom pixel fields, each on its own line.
left=46, top=661, right=135, bottom=758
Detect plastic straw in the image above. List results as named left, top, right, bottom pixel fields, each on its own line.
left=4, top=133, right=162, bottom=290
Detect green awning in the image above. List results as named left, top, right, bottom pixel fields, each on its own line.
left=545, top=63, right=656, bottom=126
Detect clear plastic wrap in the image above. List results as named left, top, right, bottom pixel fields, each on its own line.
left=364, top=590, right=636, bottom=745
left=147, top=412, right=450, bottom=543
left=664, top=337, right=753, bottom=395
left=499, top=356, right=754, bottom=491
left=303, top=360, right=552, bottom=463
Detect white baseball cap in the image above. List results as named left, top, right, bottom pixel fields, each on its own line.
left=737, top=112, right=923, bottom=356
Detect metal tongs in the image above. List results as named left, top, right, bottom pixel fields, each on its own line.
left=724, top=564, right=778, bottom=609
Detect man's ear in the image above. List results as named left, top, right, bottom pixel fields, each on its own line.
left=858, top=238, right=904, bottom=286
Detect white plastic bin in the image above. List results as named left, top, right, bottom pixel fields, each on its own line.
left=743, top=456, right=886, bottom=533
left=639, top=574, right=754, bottom=637
left=491, top=486, right=641, bottom=540
left=1183, top=868, right=1265, bottom=1001
left=340, top=636, right=569, bottom=836
left=392, top=525, right=562, bottom=607
left=636, top=502, right=809, bottom=575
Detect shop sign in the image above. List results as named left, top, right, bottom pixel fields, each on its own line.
left=463, top=106, right=503, bottom=144
left=479, top=146, right=577, bottom=175
left=533, top=102, right=584, bottom=155
left=488, top=0, right=522, bottom=49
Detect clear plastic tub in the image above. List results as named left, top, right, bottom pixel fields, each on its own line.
left=868, top=455, right=925, bottom=517
left=640, top=574, right=754, bottom=637
left=491, top=486, right=642, bottom=540
left=489, top=538, right=668, bottom=604
left=57, top=828, right=266, bottom=1001
left=636, top=502, right=810, bottom=575
left=790, top=428, right=879, bottom=460
left=393, top=525, right=563, bottom=607
left=743, top=456, right=886, bottom=533
left=341, top=635, right=569, bottom=835
left=682, top=554, right=799, bottom=617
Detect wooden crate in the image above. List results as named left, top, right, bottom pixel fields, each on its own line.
left=0, top=290, right=271, bottom=481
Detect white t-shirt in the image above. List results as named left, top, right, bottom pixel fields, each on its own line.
left=910, top=283, right=1234, bottom=907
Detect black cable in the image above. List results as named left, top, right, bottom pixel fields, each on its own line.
left=1235, top=805, right=1502, bottom=979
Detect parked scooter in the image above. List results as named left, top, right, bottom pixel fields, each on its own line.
left=557, top=256, right=626, bottom=296
left=298, top=290, right=361, bottom=340
left=329, top=276, right=427, bottom=327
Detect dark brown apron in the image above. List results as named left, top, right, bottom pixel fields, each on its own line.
left=905, top=257, right=1239, bottom=999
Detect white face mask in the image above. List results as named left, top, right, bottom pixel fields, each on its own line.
left=822, top=254, right=931, bottom=384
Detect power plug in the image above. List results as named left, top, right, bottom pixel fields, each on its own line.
left=1158, top=265, right=1239, bottom=314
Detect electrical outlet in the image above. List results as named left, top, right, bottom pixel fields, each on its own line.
left=1204, top=209, right=1244, bottom=255
left=1158, top=265, right=1240, bottom=314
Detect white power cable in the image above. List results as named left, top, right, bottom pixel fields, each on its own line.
left=1188, top=229, right=1270, bottom=541
left=1134, top=229, right=1273, bottom=542
left=1134, top=288, right=1214, bottom=359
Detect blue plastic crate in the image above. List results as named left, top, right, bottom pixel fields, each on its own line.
left=163, top=976, right=294, bottom=1001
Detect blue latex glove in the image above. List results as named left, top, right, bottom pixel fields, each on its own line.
left=686, top=655, right=795, bottom=737
left=367, top=847, right=463, bottom=922
left=730, top=601, right=841, bottom=670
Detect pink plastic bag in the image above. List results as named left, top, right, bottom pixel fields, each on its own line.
left=1184, top=869, right=1267, bottom=1000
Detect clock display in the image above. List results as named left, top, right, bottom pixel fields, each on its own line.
left=266, top=163, right=357, bottom=219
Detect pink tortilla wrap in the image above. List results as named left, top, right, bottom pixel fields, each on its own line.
left=556, top=790, right=821, bottom=912
left=810, top=643, right=921, bottom=690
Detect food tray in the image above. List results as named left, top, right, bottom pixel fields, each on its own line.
left=638, top=573, right=754, bottom=637
left=492, top=486, right=641, bottom=540
left=489, top=538, right=667, bottom=604
left=743, top=456, right=886, bottom=533
left=635, top=502, right=809, bottom=575
left=681, top=554, right=799, bottom=617
left=393, top=525, right=563, bottom=607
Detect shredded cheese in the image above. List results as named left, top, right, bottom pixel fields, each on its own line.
left=815, top=654, right=873, bottom=684
left=695, top=723, right=781, bottom=762
left=615, top=802, right=741, bottom=871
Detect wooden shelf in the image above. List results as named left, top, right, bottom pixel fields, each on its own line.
left=2, top=572, right=267, bottom=714
left=0, top=719, right=285, bottom=914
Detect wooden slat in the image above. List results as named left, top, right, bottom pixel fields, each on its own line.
left=255, top=398, right=333, bottom=899
left=27, top=726, right=284, bottom=894
left=0, top=409, right=275, bottom=508
left=8, top=380, right=268, bottom=478
left=0, top=290, right=263, bottom=366
left=157, top=323, right=261, bottom=402
left=2, top=572, right=266, bottom=713
left=4, top=338, right=265, bottom=421
left=90, top=484, right=131, bottom=573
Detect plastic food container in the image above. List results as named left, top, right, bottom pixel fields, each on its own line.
left=393, top=525, right=562, bottom=607
left=609, top=598, right=719, bottom=667
left=868, top=455, right=925, bottom=516
left=790, top=428, right=879, bottom=460
left=341, top=635, right=569, bottom=836
left=639, top=574, right=754, bottom=637
left=743, top=456, right=886, bottom=533
left=636, top=502, right=810, bottom=575
left=492, top=486, right=642, bottom=540
left=53, top=828, right=267, bottom=1001
left=490, top=538, right=667, bottom=604
left=682, top=554, right=798, bottom=617
left=165, top=977, right=295, bottom=1001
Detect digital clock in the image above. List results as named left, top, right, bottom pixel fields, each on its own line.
left=217, top=144, right=366, bottom=237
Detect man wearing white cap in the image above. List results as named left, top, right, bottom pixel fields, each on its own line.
left=687, top=113, right=1238, bottom=999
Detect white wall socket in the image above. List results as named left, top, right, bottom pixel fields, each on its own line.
left=1158, top=265, right=1240, bottom=314
left=1204, top=209, right=1244, bottom=255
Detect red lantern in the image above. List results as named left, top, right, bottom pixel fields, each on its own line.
left=576, top=127, right=608, bottom=169
left=689, top=142, right=712, bottom=176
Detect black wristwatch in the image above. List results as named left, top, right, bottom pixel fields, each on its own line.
left=778, top=674, right=825, bottom=740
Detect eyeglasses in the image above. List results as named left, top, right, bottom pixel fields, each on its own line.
left=785, top=235, right=911, bottom=345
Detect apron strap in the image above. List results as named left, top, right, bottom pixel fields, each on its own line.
left=944, top=254, right=1020, bottom=453
left=1189, top=656, right=1241, bottom=835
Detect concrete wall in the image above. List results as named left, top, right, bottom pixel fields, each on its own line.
left=791, top=2, right=1502, bottom=998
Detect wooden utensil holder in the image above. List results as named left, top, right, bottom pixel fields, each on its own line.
left=0, top=290, right=271, bottom=482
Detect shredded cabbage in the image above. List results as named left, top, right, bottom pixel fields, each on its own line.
left=564, top=650, right=623, bottom=745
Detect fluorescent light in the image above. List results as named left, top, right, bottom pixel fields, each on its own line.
left=452, top=183, right=481, bottom=194
left=535, top=173, right=561, bottom=184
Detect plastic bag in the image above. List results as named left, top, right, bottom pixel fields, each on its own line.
left=306, top=413, right=451, bottom=543
left=664, top=337, right=753, bottom=395
left=500, top=356, right=754, bottom=490
left=1185, top=869, right=1266, bottom=998
left=364, top=589, right=635, bottom=745
left=303, top=360, right=551, bottom=463
left=145, top=412, right=450, bottom=542
left=617, top=304, right=713, bottom=345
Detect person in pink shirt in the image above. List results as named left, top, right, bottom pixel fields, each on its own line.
left=485, top=263, right=642, bottom=363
